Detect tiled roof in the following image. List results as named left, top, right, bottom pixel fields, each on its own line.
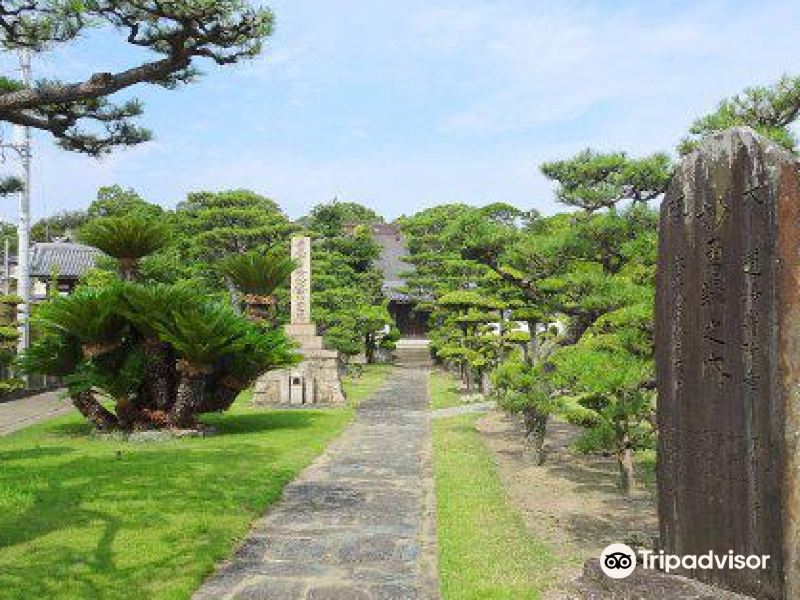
left=29, top=242, right=102, bottom=278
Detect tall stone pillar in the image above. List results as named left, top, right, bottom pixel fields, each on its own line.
left=290, top=235, right=311, bottom=325
left=253, top=236, right=344, bottom=406
left=656, top=127, right=800, bottom=599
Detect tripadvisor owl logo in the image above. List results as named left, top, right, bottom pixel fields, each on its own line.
left=600, top=543, right=637, bottom=579
left=599, top=543, right=771, bottom=579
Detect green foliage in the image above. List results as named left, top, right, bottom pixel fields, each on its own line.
left=224, top=328, right=298, bottom=383
left=175, top=190, right=293, bottom=261
left=402, top=195, right=658, bottom=487
left=302, top=199, right=382, bottom=236
left=437, top=290, right=503, bottom=310
left=17, top=330, right=82, bottom=377
left=116, top=282, right=197, bottom=338
left=0, top=176, right=23, bottom=196
left=153, top=302, right=250, bottom=368
left=33, top=286, right=126, bottom=349
left=680, top=74, right=800, bottom=154
left=79, top=214, right=169, bottom=262
left=541, top=149, right=672, bottom=211
left=31, top=210, right=89, bottom=242
left=0, top=292, right=21, bottom=395
left=217, top=248, right=296, bottom=297
left=307, top=210, right=392, bottom=360
left=492, top=357, right=556, bottom=415
left=88, top=185, right=163, bottom=219
left=0, top=378, right=23, bottom=394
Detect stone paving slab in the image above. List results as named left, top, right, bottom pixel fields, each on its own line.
left=194, top=366, right=439, bottom=600
left=0, top=389, right=71, bottom=436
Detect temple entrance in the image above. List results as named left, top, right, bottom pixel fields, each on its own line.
left=389, top=301, right=428, bottom=338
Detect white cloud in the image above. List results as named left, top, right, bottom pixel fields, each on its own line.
left=415, top=0, right=800, bottom=146
left=8, top=0, right=800, bottom=223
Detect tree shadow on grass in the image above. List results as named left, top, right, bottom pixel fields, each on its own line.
left=40, top=408, right=323, bottom=439
left=0, top=408, right=345, bottom=596
left=0, top=443, right=301, bottom=599
left=45, top=420, right=96, bottom=438
left=204, top=410, right=318, bottom=436
left=0, top=446, right=75, bottom=462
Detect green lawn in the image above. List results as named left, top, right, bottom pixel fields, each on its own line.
left=429, top=368, right=467, bottom=409
left=342, top=363, right=393, bottom=406
left=433, top=414, right=554, bottom=599
left=0, top=401, right=352, bottom=600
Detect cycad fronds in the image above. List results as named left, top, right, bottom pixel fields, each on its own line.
left=154, top=301, right=249, bottom=368
left=80, top=214, right=169, bottom=271
left=118, top=282, right=198, bottom=338
left=224, top=328, right=298, bottom=382
left=217, top=248, right=296, bottom=297
left=33, top=288, right=126, bottom=355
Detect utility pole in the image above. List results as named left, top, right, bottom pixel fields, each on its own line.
left=15, top=49, right=32, bottom=353
left=3, top=237, right=9, bottom=296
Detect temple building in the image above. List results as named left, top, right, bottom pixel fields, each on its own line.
left=1, top=240, right=101, bottom=299
left=371, top=223, right=428, bottom=338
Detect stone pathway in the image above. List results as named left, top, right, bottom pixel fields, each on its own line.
left=0, top=389, right=71, bottom=436
left=194, top=366, right=439, bottom=600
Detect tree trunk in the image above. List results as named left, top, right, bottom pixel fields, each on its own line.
left=561, top=312, right=597, bottom=346
left=522, top=406, right=548, bottom=465
left=115, top=396, right=140, bottom=431
left=72, top=390, right=118, bottom=430
left=119, top=258, right=140, bottom=282
left=618, top=437, right=635, bottom=495
left=465, top=366, right=472, bottom=393
left=526, top=320, right=538, bottom=365
left=169, top=360, right=209, bottom=428
left=226, top=276, right=241, bottom=313
left=480, top=370, right=491, bottom=396
left=498, top=313, right=505, bottom=362
left=142, top=338, right=175, bottom=410
left=202, top=376, right=245, bottom=412
left=365, top=334, right=376, bottom=364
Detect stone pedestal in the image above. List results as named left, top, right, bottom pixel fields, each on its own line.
left=253, top=323, right=345, bottom=406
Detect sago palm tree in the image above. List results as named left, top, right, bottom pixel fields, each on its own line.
left=217, top=248, right=296, bottom=321
left=154, top=302, right=249, bottom=427
left=80, top=214, right=170, bottom=281
left=118, top=283, right=197, bottom=410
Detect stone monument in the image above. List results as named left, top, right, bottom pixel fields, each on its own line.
left=253, top=236, right=345, bottom=406
left=656, top=128, right=800, bottom=599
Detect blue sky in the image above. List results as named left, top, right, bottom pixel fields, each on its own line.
left=2, top=0, right=800, bottom=222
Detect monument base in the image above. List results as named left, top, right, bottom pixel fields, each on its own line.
left=252, top=323, right=345, bottom=406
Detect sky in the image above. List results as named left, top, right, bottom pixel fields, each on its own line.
left=2, top=0, right=800, bottom=222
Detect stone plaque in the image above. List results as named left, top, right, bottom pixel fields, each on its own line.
left=290, top=236, right=312, bottom=324
left=656, top=128, right=800, bottom=599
